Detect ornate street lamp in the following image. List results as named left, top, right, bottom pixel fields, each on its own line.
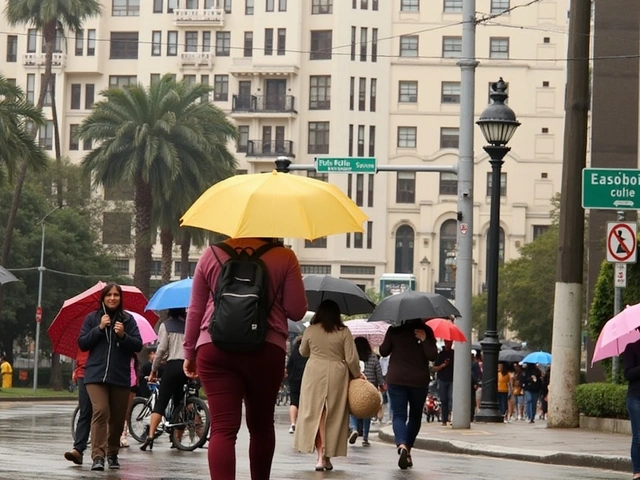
left=474, top=78, right=520, bottom=422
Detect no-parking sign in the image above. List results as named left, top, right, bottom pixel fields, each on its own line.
left=606, top=222, right=637, bottom=263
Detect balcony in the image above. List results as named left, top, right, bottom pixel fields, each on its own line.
left=174, top=8, right=225, bottom=27
left=23, top=53, right=66, bottom=68
left=231, top=95, right=297, bottom=114
left=246, top=140, right=295, bottom=158
left=179, top=51, right=215, bottom=68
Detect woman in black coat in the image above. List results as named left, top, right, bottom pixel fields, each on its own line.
left=287, top=336, right=308, bottom=433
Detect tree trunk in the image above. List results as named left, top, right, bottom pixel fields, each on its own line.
left=0, top=28, right=55, bottom=320
left=180, top=230, right=191, bottom=279
left=133, top=176, right=153, bottom=296
left=48, top=353, right=63, bottom=390
left=50, top=82, right=64, bottom=208
left=160, top=229, right=173, bottom=284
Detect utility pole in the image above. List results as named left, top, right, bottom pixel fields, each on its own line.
left=612, top=211, right=626, bottom=382
left=451, top=0, right=478, bottom=429
left=547, top=0, right=591, bottom=428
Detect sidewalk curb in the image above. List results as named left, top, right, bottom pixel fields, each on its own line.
left=378, top=427, right=631, bottom=473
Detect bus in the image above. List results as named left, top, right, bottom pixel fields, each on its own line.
left=379, top=273, right=417, bottom=299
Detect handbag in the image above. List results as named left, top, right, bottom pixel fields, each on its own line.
left=348, top=378, right=382, bottom=419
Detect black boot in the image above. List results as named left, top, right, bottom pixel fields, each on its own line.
left=140, top=436, right=154, bottom=451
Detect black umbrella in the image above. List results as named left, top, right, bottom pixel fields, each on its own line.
left=367, top=291, right=460, bottom=326
left=498, top=349, right=525, bottom=363
left=303, top=275, right=376, bottom=316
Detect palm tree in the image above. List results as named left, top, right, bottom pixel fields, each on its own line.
left=2, top=0, right=102, bottom=273
left=79, top=75, right=238, bottom=295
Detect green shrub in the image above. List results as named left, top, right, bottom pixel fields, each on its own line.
left=576, top=383, right=628, bottom=419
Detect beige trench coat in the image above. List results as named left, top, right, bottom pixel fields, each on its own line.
left=293, top=324, right=361, bottom=457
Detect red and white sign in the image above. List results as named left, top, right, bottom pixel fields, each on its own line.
left=35, top=306, right=42, bottom=323
left=607, top=222, right=637, bottom=264
left=460, top=223, right=468, bottom=236
left=615, top=263, right=627, bottom=288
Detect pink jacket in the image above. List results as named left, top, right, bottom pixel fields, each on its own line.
left=184, top=239, right=308, bottom=360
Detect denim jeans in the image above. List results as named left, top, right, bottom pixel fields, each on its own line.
left=74, top=378, right=92, bottom=453
left=497, top=392, right=509, bottom=417
left=627, top=395, right=640, bottom=473
left=438, top=380, right=453, bottom=424
left=387, top=384, right=428, bottom=449
left=524, top=390, right=538, bottom=421
left=349, top=415, right=371, bottom=440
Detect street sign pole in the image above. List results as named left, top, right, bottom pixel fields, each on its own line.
left=612, top=212, right=627, bottom=381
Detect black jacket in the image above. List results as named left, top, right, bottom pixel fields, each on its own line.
left=78, top=310, right=143, bottom=388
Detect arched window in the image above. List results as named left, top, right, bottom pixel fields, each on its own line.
left=394, top=225, right=414, bottom=273
left=439, top=220, right=457, bottom=282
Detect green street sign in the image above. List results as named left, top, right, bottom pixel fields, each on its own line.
left=315, top=157, right=377, bottom=174
left=582, top=168, right=640, bottom=210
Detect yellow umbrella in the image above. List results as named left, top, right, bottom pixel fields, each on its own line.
left=180, top=170, right=368, bottom=240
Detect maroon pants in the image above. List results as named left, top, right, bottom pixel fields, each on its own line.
left=197, top=341, right=285, bottom=480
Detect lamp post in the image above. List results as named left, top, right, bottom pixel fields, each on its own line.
left=33, top=205, right=62, bottom=393
left=445, top=247, right=457, bottom=300
left=474, top=78, right=520, bottom=422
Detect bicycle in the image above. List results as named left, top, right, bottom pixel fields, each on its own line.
left=128, top=379, right=210, bottom=451
left=70, top=404, right=90, bottom=444
left=276, top=383, right=290, bottom=406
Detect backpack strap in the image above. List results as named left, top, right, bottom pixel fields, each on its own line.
left=250, top=241, right=282, bottom=259
left=210, top=242, right=238, bottom=266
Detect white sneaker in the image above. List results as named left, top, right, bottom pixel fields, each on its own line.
left=289, top=424, right=295, bottom=434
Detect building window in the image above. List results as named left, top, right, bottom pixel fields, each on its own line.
left=151, top=31, right=162, bottom=56
left=87, top=29, right=96, bottom=56
left=489, top=37, right=509, bottom=59
left=102, top=213, right=132, bottom=245
left=396, top=172, right=415, bottom=203
left=309, top=75, right=331, bottom=110
left=395, top=225, right=415, bottom=274
left=216, top=32, right=231, bottom=56
left=264, top=28, right=273, bottom=55
left=277, top=28, right=286, bottom=55
left=401, top=0, right=419, bottom=11
left=350, top=27, right=356, bottom=61
left=279, top=0, right=287, bottom=11
left=83, top=137, right=93, bottom=150
left=115, top=259, right=130, bottom=275
left=71, top=84, right=81, bottom=110
left=441, top=81, right=461, bottom=103
left=308, top=122, right=330, bottom=154
left=39, top=121, right=54, bottom=150
left=266, top=0, right=274, bottom=11
left=367, top=174, right=374, bottom=207
left=397, top=127, right=417, bottom=148
left=174, top=261, right=197, bottom=277
left=487, top=172, right=507, bottom=196
left=26, top=74, right=35, bottom=104
left=104, top=182, right=134, bottom=201
left=491, top=0, right=510, bottom=14
left=399, top=81, right=418, bottom=103
left=202, top=31, right=211, bottom=52
left=305, top=237, right=327, bottom=248
left=85, top=84, right=95, bottom=109
left=27, top=29, right=37, bottom=53
left=183, top=74, right=196, bottom=84
left=110, top=32, right=139, bottom=59
left=348, top=125, right=353, bottom=156
left=310, top=30, right=332, bottom=60
left=300, top=264, right=331, bottom=275
left=360, top=27, right=367, bottom=61
left=346, top=233, right=351, bottom=248
left=237, top=125, right=249, bottom=152
left=349, top=77, right=355, bottom=110
left=307, top=171, right=329, bottom=182
left=533, top=225, right=550, bottom=239
left=358, top=78, right=366, bottom=111
left=442, top=36, right=462, bottom=58
left=112, top=0, right=140, bottom=16
left=440, top=128, right=459, bottom=149
left=185, top=31, right=198, bottom=52
left=312, top=0, right=332, bottom=14
left=153, top=0, right=163, bottom=13
left=361, top=0, right=368, bottom=8
left=400, top=35, right=418, bottom=57
left=75, top=30, right=84, bottom=56
left=42, top=74, right=55, bottom=107
left=357, top=126, right=365, bottom=157
left=244, top=31, right=253, bottom=57
left=439, top=172, right=458, bottom=195
left=439, top=220, right=457, bottom=282
left=341, top=265, right=375, bottom=275
left=354, top=232, right=363, bottom=249
left=69, top=124, right=79, bottom=151
left=372, top=28, right=378, bottom=62
left=368, top=126, right=376, bottom=157
left=443, top=0, right=462, bottom=12
left=370, top=78, right=377, bottom=112
left=246, top=0, right=254, bottom=14
left=6, top=35, right=17, bottom=62
left=109, top=75, right=137, bottom=87
left=150, top=73, right=160, bottom=85
left=355, top=173, right=364, bottom=206
left=366, top=221, right=373, bottom=249
left=214, top=74, right=229, bottom=101
left=224, top=0, right=232, bottom=13
left=373, top=0, right=378, bottom=9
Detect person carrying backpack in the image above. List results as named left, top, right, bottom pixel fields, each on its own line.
left=183, top=238, right=307, bottom=480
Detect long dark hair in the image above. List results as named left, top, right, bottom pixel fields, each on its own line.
left=168, top=308, right=187, bottom=319
left=354, top=337, right=372, bottom=363
left=311, top=299, right=344, bottom=333
left=99, top=283, right=124, bottom=317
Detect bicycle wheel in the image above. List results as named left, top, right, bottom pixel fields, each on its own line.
left=129, top=397, right=155, bottom=443
left=71, top=405, right=80, bottom=441
left=170, top=397, right=210, bottom=451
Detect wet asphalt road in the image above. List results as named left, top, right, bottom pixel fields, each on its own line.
left=0, top=402, right=630, bottom=480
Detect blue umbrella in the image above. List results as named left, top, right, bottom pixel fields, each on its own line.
left=145, top=278, right=193, bottom=311
left=521, top=351, right=552, bottom=365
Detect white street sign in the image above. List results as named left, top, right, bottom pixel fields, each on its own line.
left=615, top=263, right=627, bottom=288
left=606, top=222, right=638, bottom=264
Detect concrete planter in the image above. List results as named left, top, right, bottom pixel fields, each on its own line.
left=580, top=414, right=631, bottom=435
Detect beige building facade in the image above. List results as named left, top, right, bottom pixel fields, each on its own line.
left=0, top=0, right=567, bottom=298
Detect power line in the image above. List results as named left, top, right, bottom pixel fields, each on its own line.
left=7, top=266, right=117, bottom=279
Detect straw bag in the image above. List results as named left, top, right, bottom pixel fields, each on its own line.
left=348, top=378, right=382, bottom=419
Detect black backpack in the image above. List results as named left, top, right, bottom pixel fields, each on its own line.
left=208, top=241, right=281, bottom=352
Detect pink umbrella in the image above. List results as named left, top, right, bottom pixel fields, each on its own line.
left=346, top=320, right=390, bottom=347
left=591, top=303, right=640, bottom=366
left=126, top=310, right=158, bottom=345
